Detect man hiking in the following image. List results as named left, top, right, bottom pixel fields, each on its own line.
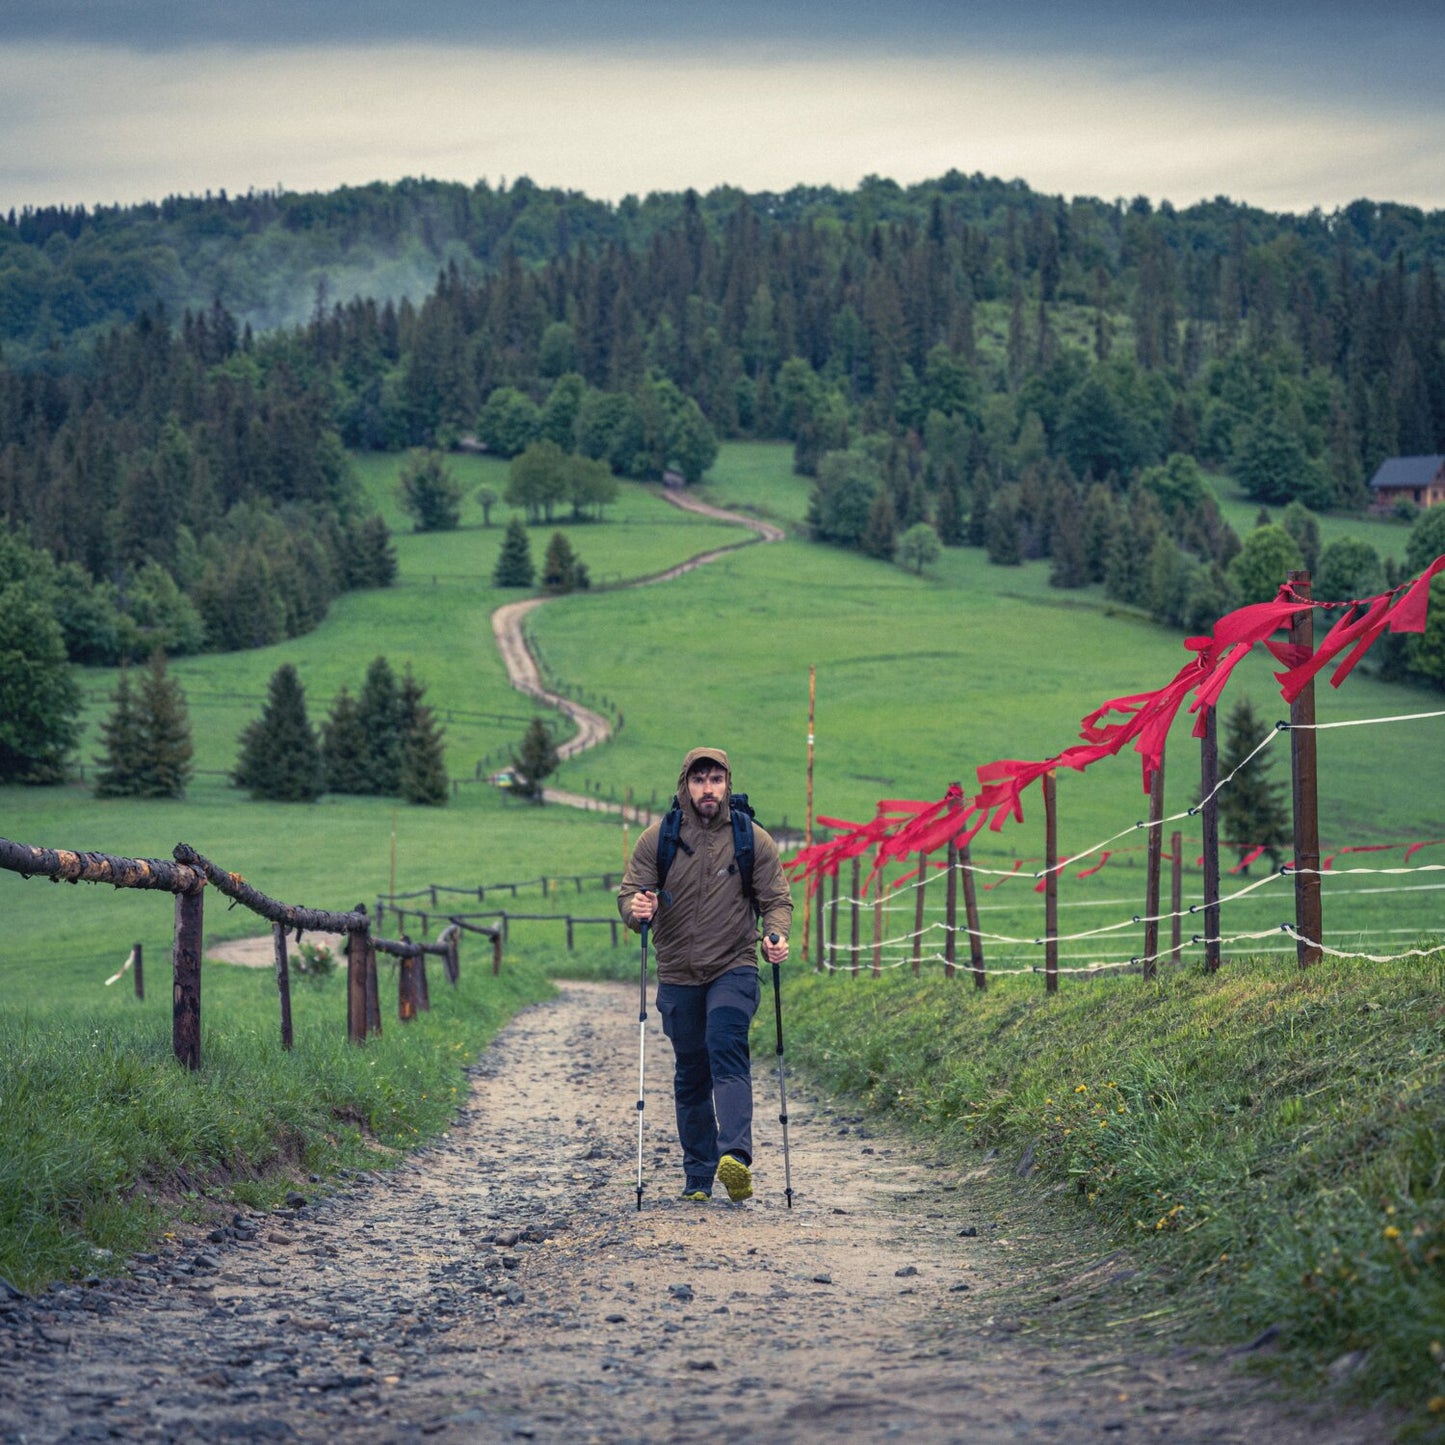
left=619, top=747, right=793, bottom=1203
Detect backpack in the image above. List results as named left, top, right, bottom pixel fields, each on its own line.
left=655, top=792, right=757, bottom=915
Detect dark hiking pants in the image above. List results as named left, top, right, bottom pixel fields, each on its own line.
left=656, top=965, right=760, bottom=1188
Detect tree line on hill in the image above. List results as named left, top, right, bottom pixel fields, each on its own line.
left=85, top=651, right=448, bottom=805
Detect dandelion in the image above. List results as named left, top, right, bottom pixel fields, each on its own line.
left=1074, top=1084, right=1088, bottom=1093
left=1384, top=1226, right=1402, bottom=1241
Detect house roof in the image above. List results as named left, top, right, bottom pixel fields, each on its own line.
left=1368, top=454, right=1445, bottom=491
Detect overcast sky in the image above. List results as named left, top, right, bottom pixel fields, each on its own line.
left=2, top=1, right=1442, bottom=215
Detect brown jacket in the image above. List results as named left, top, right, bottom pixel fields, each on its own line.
left=618, top=746, right=793, bottom=986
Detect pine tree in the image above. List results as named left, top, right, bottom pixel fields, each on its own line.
left=860, top=486, right=897, bottom=560
left=356, top=655, right=404, bottom=795
left=234, top=663, right=324, bottom=802
left=541, top=531, right=581, bottom=594
left=94, top=651, right=193, bottom=798
left=1217, top=696, right=1290, bottom=872
left=511, top=717, right=559, bottom=803
left=94, top=668, right=146, bottom=798
left=321, top=685, right=370, bottom=794
left=493, top=517, right=535, bottom=587
left=135, top=649, right=193, bottom=798
left=399, top=666, right=448, bottom=806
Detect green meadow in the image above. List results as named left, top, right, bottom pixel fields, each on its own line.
left=2, top=442, right=1443, bottom=1424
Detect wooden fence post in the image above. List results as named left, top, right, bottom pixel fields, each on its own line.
left=133, top=941, right=144, bottom=1002
left=365, top=937, right=382, bottom=1037
left=961, top=839, right=985, bottom=988
left=850, top=857, right=861, bottom=978
left=347, top=927, right=369, bottom=1044
left=272, top=922, right=294, bottom=1051
left=827, top=868, right=839, bottom=973
left=492, top=931, right=502, bottom=975
left=1170, top=829, right=1183, bottom=967
left=1043, top=772, right=1059, bottom=995
left=944, top=841, right=958, bottom=981
left=399, top=937, right=417, bottom=1023
left=1200, top=704, right=1222, bottom=972
left=172, top=885, right=205, bottom=1071
left=416, top=945, right=430, bottom=1012
left=871, top=861, right=883, bottom=978
left=912, top=851, right=927, bottom=976
left=1143, top=751, right=1165, bottom=982
left=1288, top=570, right=1323, bottom=967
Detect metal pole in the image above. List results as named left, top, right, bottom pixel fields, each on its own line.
left=635, top=919, right=650, bottom=1211
left=768, top=934, right=794, bottom=1210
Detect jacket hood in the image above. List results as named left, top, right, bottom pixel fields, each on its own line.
left=676, top=747, right=731, bottom=823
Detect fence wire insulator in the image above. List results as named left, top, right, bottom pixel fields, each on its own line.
left=1274, top=720, right=1290, bottom=731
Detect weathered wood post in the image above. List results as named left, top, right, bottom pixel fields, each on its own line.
left=827, top=867, right=839, bottom=973
left=944, top=841, right=958, bottom=981
left=1143, top=752, right=1166, bottom=982
left=272, top=923, right=294, bottom=1051
left=1043, top=771, right=1059, bottom=995
left=850, top=857, right=861, bottom=978
left=871, top=858, right=883, bottom=978
left=399, top=937, right=417, bottom=1023
left=912, top=851, right=927, bottom=976
left=347, top=925, right=369, bottom=1044
left=172, top=883, right=205, bottom=1071
left=1288, top=570, right=1323, bottom=967
left=961, top=839, right=986, bottom=989
left=566, top=916, right=575, bottom=951
left=1200, top=704, right=1222, bottom=972
left=365, top=935, right=382, bottom=1037
left=1170, top=829, right=1183, bottom=967
left=814, top=881, right=825, bottom=973
left=492, top=930, right=502, bottom=975
left=133, top=941, right=144, bottom=1001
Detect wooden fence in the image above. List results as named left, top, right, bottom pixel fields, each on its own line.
left=0, top=838, right=501, bottom=1070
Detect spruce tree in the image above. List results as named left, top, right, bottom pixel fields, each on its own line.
left=511, top=717, right=559, bottom=803
left=1217, top=696, right=1290, bottom=872
left=94, top=651, right=193, bottom=798
left=234, top=663, right=323, bottom=802
left=356, top=655, right=404, bottom=795
left=493, top=517, right=535, bottom=587
left=399, top=667, right=448, bottom=806
left=94, top=668, right=146, bottom=798
left=135, top=649, right=193, bottom=798
left=321, top=685, right=370, bottom=794
left=541, top=531, right=581, bottom=594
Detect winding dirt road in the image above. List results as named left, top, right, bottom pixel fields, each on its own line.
left=0, top=982, right=1392, bottom=1442
left=490, top=489, right=783, bottom=807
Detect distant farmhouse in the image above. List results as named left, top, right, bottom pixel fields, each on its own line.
left=1368, top=455, right=1445, bottom=512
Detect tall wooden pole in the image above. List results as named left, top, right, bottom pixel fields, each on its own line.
left=1170, top=829, right=1183, bottom=967
left=1200, top=705, right=1222, bottom=973
left=850, top=856, right=861, bottom=978
left=961, top=839, right=985, bottom=988
left=802, top=666, right=816, bottom=960
left=944, top=841, right=958, bottom=981
left=1143, top=751, right=1166, bottom=982
left=1043, top=772, right=1059, bottom=995
left=1288, top=570, right=1323, bottom=967
left=912, top=851, right=927, bottom=976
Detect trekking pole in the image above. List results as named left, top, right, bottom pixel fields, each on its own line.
left=635, top=911, right=651, bottom=1212
left=766, top=932, right=795, bottom=1209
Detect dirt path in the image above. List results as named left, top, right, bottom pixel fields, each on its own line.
left=490, top=488, right=782, bottom=803
left=0, top=982, right=1391, bottom=1443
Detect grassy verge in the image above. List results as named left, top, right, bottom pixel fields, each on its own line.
left=0, top=943, right=554, bottom=1294
left=779, top=950, right=1445, bottom=1430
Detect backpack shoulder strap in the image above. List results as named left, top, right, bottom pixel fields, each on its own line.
left=655, top=799, right=686, bottom=891
left=729, top=793, right=757, bottom=912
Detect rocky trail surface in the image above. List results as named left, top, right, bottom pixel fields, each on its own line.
left=1, top=981, right=1391, bottom=1443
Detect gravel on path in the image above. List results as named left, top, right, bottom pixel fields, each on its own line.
left=0, top=981, right=1395, bottom=1443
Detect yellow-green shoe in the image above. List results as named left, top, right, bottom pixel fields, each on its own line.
left=717, top=1154, right=753, bottom=1202
left=680, top=1187, right=710, bottom=1202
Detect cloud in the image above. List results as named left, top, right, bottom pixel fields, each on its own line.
left=1, top=40, right=1441, bottom=213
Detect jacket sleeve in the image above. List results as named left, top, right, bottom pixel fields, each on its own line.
left=752, top=828, right=795, bottom=942
left=617, top=823, right=662, bottom=932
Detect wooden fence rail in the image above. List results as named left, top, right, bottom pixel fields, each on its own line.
left=0, top=836, right=502, bottom=1070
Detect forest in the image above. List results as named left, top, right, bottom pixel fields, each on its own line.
left=3, top=171, right=1445, bottom=757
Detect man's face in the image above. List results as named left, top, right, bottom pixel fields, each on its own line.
left=687, top=765, right=727, bottom=818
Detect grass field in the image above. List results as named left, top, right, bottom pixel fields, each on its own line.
left=3, top=441, right=1443, bottom=1425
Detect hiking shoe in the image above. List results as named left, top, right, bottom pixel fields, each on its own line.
left=717, top=1154, right=753, bottom=1202
left=680, top=1185, right=711, bottom=1202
